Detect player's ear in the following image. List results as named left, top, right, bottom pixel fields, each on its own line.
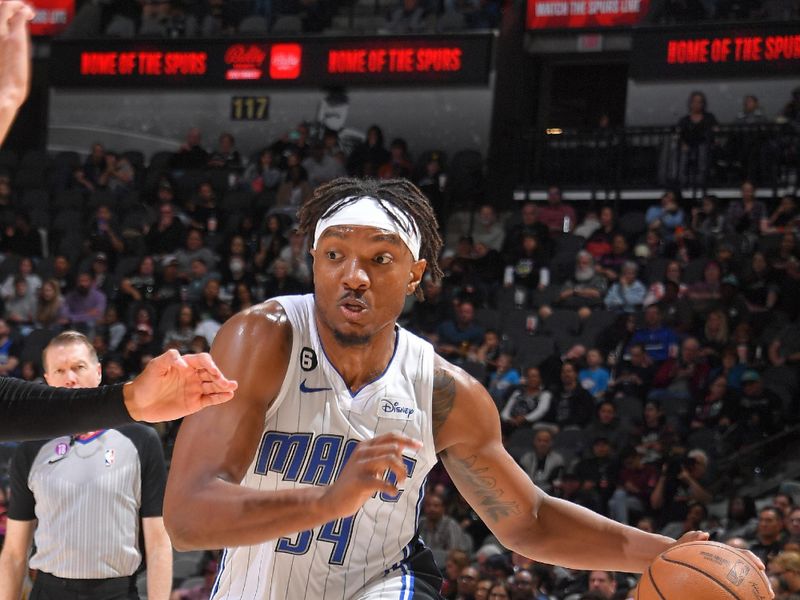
left=407, top=258, right=427, bottom=295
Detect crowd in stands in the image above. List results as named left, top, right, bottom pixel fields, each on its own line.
left=62, top=0, right=799, bottom=38
left=0, top=116, right=799, bottom=599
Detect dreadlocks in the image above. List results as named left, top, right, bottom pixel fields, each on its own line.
left=297, top=177, right=443, bottom=300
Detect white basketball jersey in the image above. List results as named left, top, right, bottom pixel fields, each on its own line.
left=211, top=294, right=438, bottom=600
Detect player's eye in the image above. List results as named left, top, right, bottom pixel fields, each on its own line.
left=374, top=254, right=393, bottom=265
left=326, top=251, right=341, bottom=260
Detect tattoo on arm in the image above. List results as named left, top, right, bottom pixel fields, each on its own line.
left=444, top=452, right=521, bottom=523
left=431, top=368, right=456, bottom=438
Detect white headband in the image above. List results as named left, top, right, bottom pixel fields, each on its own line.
left=312, top=196, right=421, bottom=261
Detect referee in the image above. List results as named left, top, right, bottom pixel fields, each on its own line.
left=0, top=3, right=235, bottom=441
left=0, top=332, right=173, bottom=600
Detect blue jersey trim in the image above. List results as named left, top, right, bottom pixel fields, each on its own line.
left=317, top=325, right=400, bottom=398
left=210, top=548, right=228, bottom=599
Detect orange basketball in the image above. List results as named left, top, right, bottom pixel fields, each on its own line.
left=637, top=541, right=772, bottom=600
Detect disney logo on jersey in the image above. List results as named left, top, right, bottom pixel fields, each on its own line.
left=379, top=398, right=415, bottom=419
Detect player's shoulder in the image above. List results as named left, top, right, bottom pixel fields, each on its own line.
left=432, top=353, right=486, bottom=397
left=215, top=299, right=292, bottom=349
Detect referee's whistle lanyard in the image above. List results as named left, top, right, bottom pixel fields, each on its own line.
left=47, top=430, right=107, bottom=463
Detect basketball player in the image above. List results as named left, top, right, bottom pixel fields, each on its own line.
left=165, top=178, right=714, bottom=599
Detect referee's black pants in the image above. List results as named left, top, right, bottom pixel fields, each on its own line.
left=31, top=572, right=139, bottom=600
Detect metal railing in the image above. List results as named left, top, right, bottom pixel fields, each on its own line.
left=522, top=123, right=800, bottom=198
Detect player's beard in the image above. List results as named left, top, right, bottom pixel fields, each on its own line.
left=331, top=328, right=372, bottom=347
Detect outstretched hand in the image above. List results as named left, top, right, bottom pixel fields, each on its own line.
left=123, top=350, right=238, bottom=423
left=322, top=432, right=422, bottom=520
left=0, top=1, right=35, bottom=144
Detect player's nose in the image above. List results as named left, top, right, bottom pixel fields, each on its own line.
left=341, top=257, right=369, bottom=289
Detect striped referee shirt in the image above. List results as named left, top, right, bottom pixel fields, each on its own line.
left=7, top=425, right=166, bottom=579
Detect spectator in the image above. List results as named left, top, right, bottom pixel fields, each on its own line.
left=378, top=138, right=413, bottom=180
left=609, top=342, right=655, bottom=401
left=163, top=304, right=197, bottom=353
left=220, top=235, right=254, bottom=290
left=99, top=305, right=127, bottom=352
left=170, top=558, right=219, bottom=600
left=604, top=261, right=646, bottom=313
left=578, top=349, right=610, bottom=399
left=262, top=258, right=305, bottom=299
left=503, top=202, right=551, bottom=261
left=691, top=195, right=726, bottom=243
left=436, top=300, right=485, bottom=363
left=472, top=205, right=505, bottom=252
left=519, top=428, right=565, bottom=495
left=676, top=91, right=718, bottom=185
left=416, top=152, right=447, bottom=223
left=172, top=126, right=209, bottom=170
left=0, top=318, right=20, bottom=376
left=726, top=180, right=767, bottom=237
left=455, top=565, right=481, bottom=600
left=245, top=149, right=283, bottom=194
left=774, top=493, right=794, bottom=518
left=145, top=201, right=186, bottom=255
left=501, top=367, right=553, bottom=430
left=419, top=494, right=471, bottom=554
left=595, top=233, right=631, bottom=282
left=644, top=260, right=688, bottom=307
left=585, top=571, right=617, bottom=600
left=486, top=581, right=512, bottom=600
left=686, top=260, right=722, bottom=315
left=787, top=507, right=800, bottom=543
left=302, top=140, right=345, bottom=188
left=538, top=185, right=576, bottom=234
left=119, top=255, right=158, bottom=313
left=505, top=233, right=548, bottom=292
left=584, top=206, right=617, bottom=258
left=207, top=132, right=242, bottom=171
left=628, top=305, right=679, bottom=363
left=278, top=229, right=312, bottom=287
left=0, top=213, right=42, bottom=258
left=650, top=336, right=710, bottom=413
left=408, top=275, right=450, bottom=339
left=468, top=330, right=502, bottom=382
left=274, top=164, right=313, bottom=216
left=556, top=251, right=608, bottom=310
left=442, top=549, right=470, bottom=599
left=347, top=125, right=391, bottom=177
left=662, top=500, right=708, bottom=539
left=0, top=256, right=41, bottom=301
left=721, top=495, right=758, bottom=540
left=750, top=507, right=787, bottom=563
left=255, top=214, right=289, bottom=271
left=699, top=309, right=730, bottom=359
left=74, top=142, right=107, bottom=191
left=741, top=251, right=778, bottom=315
left=383, top=0, right=426, bottom=33
left=544, top=361, right=594, bottom=429
left=176, top=229, right=218, bottom=277
left=734, top=369, right=783, bottom=441
left=650, top=448, right=712, bottom=525
left=762, top=195, right=799, bottom=235
left=64, top=272, right=107, bottom=331
left=645, top=191, right=685, bottom=242
left=34, top=279, right=69, bottom=330
left=487, top=351, right=520, bottom=407
left=574, top=437, right=619, bottom=510
left=584, top=400, right=628, bottom=451
left=186, top=181, right=222, bottom=236
left=509, top=568, right=543, bottom=600
left=609, top=448, right=658, bottom=525
left=690, top=374, right=734, bottom=432
left=4, top=276, right=35, bottom=330
left=770, top=552, right=800, bottom=596
left=153, top=255, right=183, bottom=311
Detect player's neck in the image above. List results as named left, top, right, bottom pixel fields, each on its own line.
left=316, top=321, right=397, bottom=393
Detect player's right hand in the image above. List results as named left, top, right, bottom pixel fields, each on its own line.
left=322, top=432, right=422, bottom=520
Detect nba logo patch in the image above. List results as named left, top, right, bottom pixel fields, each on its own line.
left=726, top=560, right=750, bottom=586
left=104, top=449, right=115, bottom=467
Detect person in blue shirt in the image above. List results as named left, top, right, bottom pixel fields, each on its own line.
left=605, top=262, right=647, bottom=314
left=487, top=351, right=521, bottom=408
left=628, top=305, right=679, bottom=363
left=436, top=299, right=485, bottom=363
left=579, top=348, right=611, bottom=399
left=645, top=191, right=685, bottom=242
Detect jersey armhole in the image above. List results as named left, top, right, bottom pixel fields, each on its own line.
left=263, top=297, right=303, bottom=422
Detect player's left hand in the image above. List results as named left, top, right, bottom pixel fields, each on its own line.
left=123, top=350, right=238, bottom=422
left=668, top=530, right=709, bottom=550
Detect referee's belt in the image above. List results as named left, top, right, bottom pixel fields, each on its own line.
left=35, top=571, right=136, bottom=592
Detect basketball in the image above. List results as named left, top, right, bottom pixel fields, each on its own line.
left=637, top=541, right=772, bottom=600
